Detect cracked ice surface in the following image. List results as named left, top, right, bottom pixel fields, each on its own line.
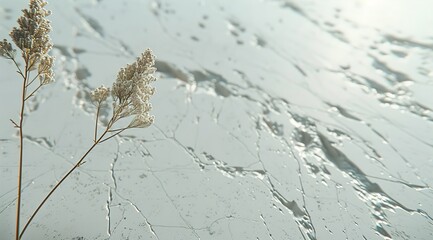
left=1, top=0, right=433, bottom=239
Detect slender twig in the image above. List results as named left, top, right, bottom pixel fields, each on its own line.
left=19, top=124, right=112, bottom=239
left=10, top=119, right=19, bottom=128
left=24, top=84, right=42, bottom=101
left=16, top=57, right=29, bottom=240
left=108, top=127, right=129, bottom=132
left=100, top=127, right=128, bottom=144
left=10, top=57, right=25, bottom=79
left=26, top=59, right=37, bottom=74
left=94, top=103, right=101, bottom=142
left=25, top=72, right=41, bottom=88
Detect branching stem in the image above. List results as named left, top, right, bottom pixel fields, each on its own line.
left=94, top=103, right=101, bottom=142
left=24, top=84, right=42, bottom=101
left=15, top=56, right=29, bottom=240
left=100, top=127, right=128, bottom=144
left=25, top=72, right=41, bottom=88
left=19, top=121, right=113, bottom=239
left=10, top=57, right=25, bottom=79
left=10, top=119, right=19, bottom=128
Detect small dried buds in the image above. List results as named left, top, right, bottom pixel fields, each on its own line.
left=90, top=85, right=110, bottom=104
left=11, top=0, right=52, bottom=55
left=9, top=0, right=54, bottom=82
left=90, top=49, right=156, bottom=131
left=38, top=55, right=54, bottom=85
left=0, top=39, right=16, bottom=59
left=110, top=49, right=157, bottom=128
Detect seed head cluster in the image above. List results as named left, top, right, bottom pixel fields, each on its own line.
left=7, top=0, right=54, bottom=84
left=91, top=49, right=157, bottom=128
left=0, top=39, right=16, bottom=59
left=90, top=85, right=110, bottom=104
left=2, top=0, right=156, bottom=130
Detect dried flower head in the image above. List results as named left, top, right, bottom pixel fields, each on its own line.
left=91, top=85, right=110, bottom=103
left=111, top=49, right=156, bottom=128
left=129, top=113, right=154, bottom=128
left=38, top=55, right=54, bottom=85
left=0, top=39, right=16, bottom=59
left=10, top=0, right=53, bottom=71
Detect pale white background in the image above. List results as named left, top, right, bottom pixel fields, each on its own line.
left=1, top=0, right=433, bottom=239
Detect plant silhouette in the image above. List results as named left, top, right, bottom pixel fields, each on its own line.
left=0, top=1, right=157, bottom=239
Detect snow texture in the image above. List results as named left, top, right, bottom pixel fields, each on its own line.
left=1, top=0, right=433, bottom=239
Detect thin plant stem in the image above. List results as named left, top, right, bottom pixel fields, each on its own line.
left=19, top=123, right=112, bottom=239
left=25, top=72, right=41, bottom=88
left=15, top=58, right=29, bottom=240
left=94, top=104, right=101, bottom=142
left=26, top=59, right=37, bottom=74
left=10, top=57, right=25, bottom=79
left=100, top=127, right=128, bottom=144
left=24, top=84, right=42, bottom=101
left=10, top=119, right=19, bottom=128
left=108, top=127, right=129, bottom=132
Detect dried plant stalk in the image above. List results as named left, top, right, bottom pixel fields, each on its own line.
left=1, top=1, right=157, bottom=239
left=1, top=1, right=54, bottom=239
